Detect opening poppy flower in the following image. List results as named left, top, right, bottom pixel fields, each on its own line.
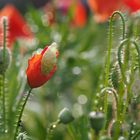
left=87, top=0, right=122, bottom=22
left=26, top=42, right=58, bottom=88
left=0, top=4, right=33, bottom=47
left=123, top=0, right=140, bottom=12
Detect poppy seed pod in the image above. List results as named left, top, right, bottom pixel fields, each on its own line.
left=26, top=42, right=58, bottom=88
left=89, top=111, right=105, bottom=134
left=0, top=47, right=11, bottom=74
left=58, top=108, right=74, bottom=124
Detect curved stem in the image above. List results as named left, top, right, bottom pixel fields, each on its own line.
left=104, top=12, right=126, bottom=128
left=131, top=41, right=140, bottom=73
left=117, top=39, right=129, bottom=83
left=101, top=87, right=118, bottom=130
left=117, top=39, right=140, bottom=124
left=101, top=87, right=118, bottom=107
left=105, top=11, right=126, bottom=86
left=117, top=39, right=140, bottom=82
left=14, top=88, right=32, bottom=140
left=111, top=11, right=126, bottom=40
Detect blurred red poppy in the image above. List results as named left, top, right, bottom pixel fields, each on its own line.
left=72, top=1, right=87, bottom=27
left=87, top=0, right=122, bottom=22
left=26, top=43, right=58, bottom=88
left=0, top=4, right=33, bottom=48
left=123, top=0, right=140, bottom=12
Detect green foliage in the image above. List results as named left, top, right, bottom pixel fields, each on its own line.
left=1, top=5, right=140, bottom=140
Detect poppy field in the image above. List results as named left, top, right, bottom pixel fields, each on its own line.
left=0, top=0, right=140, bottom=140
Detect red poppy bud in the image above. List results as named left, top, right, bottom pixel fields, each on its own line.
left=26, top=42, right=58, bottom=88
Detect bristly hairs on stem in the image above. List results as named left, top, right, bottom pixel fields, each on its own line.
left=104, top=11, right=126, bottom=130
left=14, top=88, right=32, bottom=140
left=0, top=17, right=8, bottom=134
left=105, top=11, right=126, bottom=87
left=117, top=39, right=140, bottom=124
left=117, top=39, right=140, bottom=84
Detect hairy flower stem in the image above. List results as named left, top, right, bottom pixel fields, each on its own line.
left=1, top=17, right=7, bottom=132
left=104, top=11, right=126, bottom=130
left=117, top=40, right=140, bottom=120
left=14, top=88, right=32, bottom=140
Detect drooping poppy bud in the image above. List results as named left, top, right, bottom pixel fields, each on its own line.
left=58, top=108, right=74, bottom=124
left=87, top=0, right=122, bottom=22
left=0, top=4, right=33, bottom=47
left=26, top=42, right=58, bottom=88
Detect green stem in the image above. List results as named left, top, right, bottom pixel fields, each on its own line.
left=116, top=40, right=140, bottom=139
left=2, top=74, right=6, bottom=132
left=14, top=88, right=32, bottom=140
left=105, top=11, right=125, bottom=86
left=104, top=12, right=126, bottom=129
left=101, top=87, right=118, bottom=107
left=117, top=39, right=140, bottom=120
left=2, top=17, right=7, bottom=132
left=117, top=39, right=140, bottom=83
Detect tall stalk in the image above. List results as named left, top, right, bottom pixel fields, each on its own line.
left=14, top=88, right=32, bottom=140
left=2, top=17, right=7, bottom=133
left=104, top=11, right=126, bottom=129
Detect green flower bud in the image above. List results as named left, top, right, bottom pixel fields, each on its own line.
left=0, top=47, right=11, bottom=74
left=99, top=136, right=111, bottom=140
left=58, top=108, right=74, bottom=124
left=110, top=62, right=123, bottom=91
left=89, top=111, right=105, bottom=134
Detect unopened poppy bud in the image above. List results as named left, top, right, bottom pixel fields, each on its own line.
left=41, top=42, right=58, bottom=75
left=26, top=42, right=58, bottom=88
left=89, top=111, right=105, bottom=134
left=0, top=47, right=11, bottom=74
left=99, top=136, right=111, bottom=140
left=58, top=108, right=74, bottom=124
left=110, top=62, right=123, bottom=91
